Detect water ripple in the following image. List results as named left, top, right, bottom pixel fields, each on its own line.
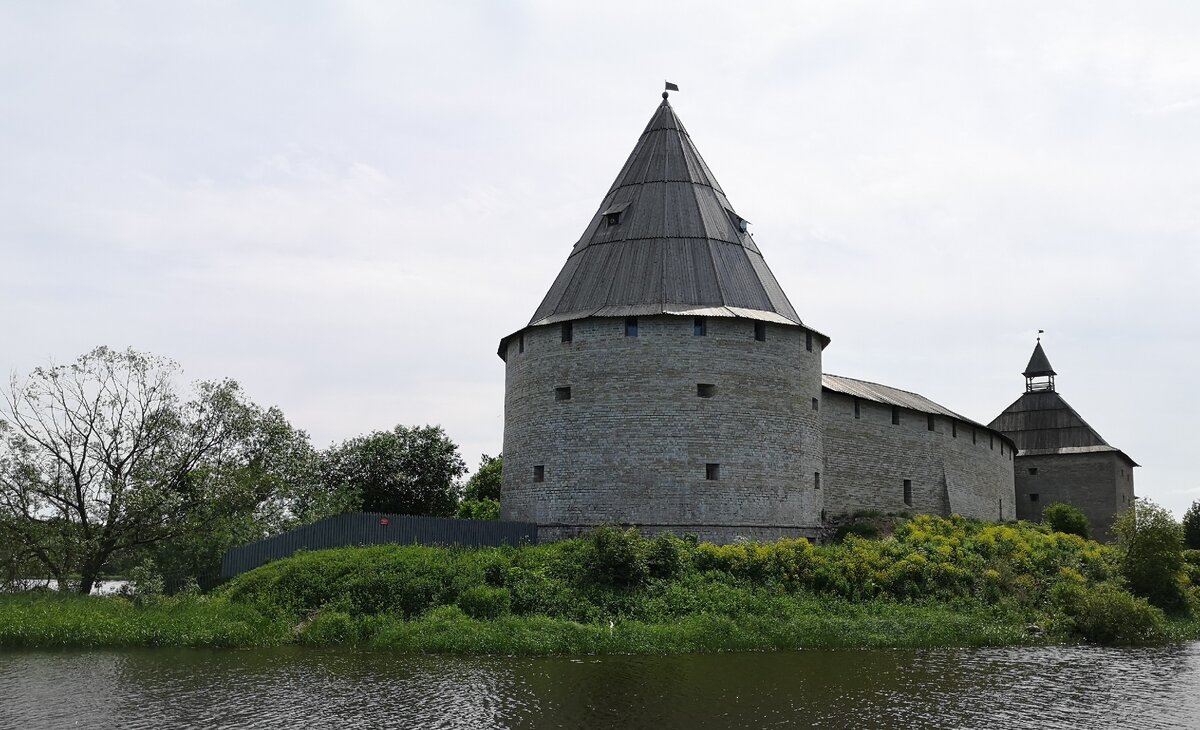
left=1, top=644, right=1198, bottom=729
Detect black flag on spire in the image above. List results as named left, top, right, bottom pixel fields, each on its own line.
left=665, top=81, right=679, bottom=91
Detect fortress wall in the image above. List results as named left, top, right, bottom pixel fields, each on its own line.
left=1014, top=452, right=1135, bottom=541
left=501, top=315, right=824, bottom=543
left=822, top=391, right=1015, bottom=521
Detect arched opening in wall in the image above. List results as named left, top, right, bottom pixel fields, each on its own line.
left=625, top=317, right=638, bottom=337
left=533, top=465, right=545, bottom=483
left=903, top=479, right=913, bottom=507
left=706, top=463, right=721, bottom=480
left=754, top=322, right=767, bottom=341
left=892, top=406, right=900, bottom=425
left=561, top=322, right=573, bottom=342
left=814, top=472, right=821, bottom=490
left=806, top=332, right=813, bottom=352
left=927, top=414, right=935, bottom=431
left=697, top=383, right=716, bottom=398
left=854, top=398, right=861, bottom=419
left=694, top=317, right=707, bottom=336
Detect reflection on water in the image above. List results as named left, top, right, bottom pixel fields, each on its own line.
left=2, top=643, right=1198, bottom=729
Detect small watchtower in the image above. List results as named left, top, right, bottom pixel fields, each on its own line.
left=989, top=339, right=1136, bottom=540
left=1023, top=338, right=1056, bottom=392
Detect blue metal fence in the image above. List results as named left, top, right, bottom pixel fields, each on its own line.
left=220, top=513, right=539, bottom=578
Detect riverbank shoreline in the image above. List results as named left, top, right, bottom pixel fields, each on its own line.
left=5, top=515, right=1198, bottom=653
left=3, top=591, right=1199, bottom=653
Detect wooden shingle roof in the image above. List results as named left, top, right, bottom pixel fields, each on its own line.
left=523, top=95, right=813, bottom=334
left=1023, top=341, right=1056, bottom=377
left=988, top=390, right=1138, bottom=465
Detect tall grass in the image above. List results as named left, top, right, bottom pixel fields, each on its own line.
left=0, top=593, right=288, bottom=648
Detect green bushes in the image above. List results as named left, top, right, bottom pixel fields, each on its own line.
left=300, top=610, right=356, bottom=644
left=456, top=586, right=511, bottom=619
left=585, top=526, right=650, bottom=587
left=1051, top=581, right=1167, bottom=645
left=1042, top=503, right=1090, bottom=539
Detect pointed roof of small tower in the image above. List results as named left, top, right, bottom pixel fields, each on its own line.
left=1023, top=340, right=1056, bottom=378
left=523, top=94, right=816, bottom=333
left=989, top=347, right=1137, bottom=465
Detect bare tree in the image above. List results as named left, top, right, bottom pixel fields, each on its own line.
left=0, top=347, right=260, bottom=593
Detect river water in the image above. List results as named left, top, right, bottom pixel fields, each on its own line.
left=2, top=643, right=1198, bottom=729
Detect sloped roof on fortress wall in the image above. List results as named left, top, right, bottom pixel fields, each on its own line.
left=524, top=96, right=810, bottom=332
left=823, top=374, right=1009, bottom=439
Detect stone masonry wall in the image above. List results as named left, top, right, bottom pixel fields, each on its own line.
left=1014, top=452, right=1135, bottom=542
left=822, top=391, right=1016, bottom=521
left=501, top=315, right=825, bottom=543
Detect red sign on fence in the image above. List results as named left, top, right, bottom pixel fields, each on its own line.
left=379, top=517, right=390, bottom=526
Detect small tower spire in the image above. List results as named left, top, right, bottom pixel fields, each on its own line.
left=1023, top=333, right=1057, bottom=392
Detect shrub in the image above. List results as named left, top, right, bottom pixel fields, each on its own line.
left=835, top=522, right=879, bottom=542
left=1051, top=581, right=1167, bottom=645
left=1042, top=502, right=1090, bottom=539
left=456, top=586, right=511, bottom=619
left=122, top=559, right=165, bottom=607
left=300, top=610, right=356, bottom=644
left=585, top=526, right=648, bottom=588
left=1114, top=499, right=1187, bottom=613
left=646, top=532, right=689, bottom=580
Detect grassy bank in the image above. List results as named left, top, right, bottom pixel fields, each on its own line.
left=4, top=515, right=1199, bottom=653
left=0, top=592, right=287, bottom=648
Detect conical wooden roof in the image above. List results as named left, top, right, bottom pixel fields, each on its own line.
left=1023, top=341, right=1056, bottom=377
left=525, top=96, right=809, bottom=330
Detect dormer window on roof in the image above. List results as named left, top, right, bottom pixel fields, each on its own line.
left=603, top=202, right=630, bottom=227
left=724, top=208, right=750, bottom=233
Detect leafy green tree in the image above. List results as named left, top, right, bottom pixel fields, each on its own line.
left=1183, top=500, right=1200, bottom=550
left=1113, top=498, right=1187, bottom=612
left=463, top=454, right=502, bottom=502
left=139, top=406, right=326, bottom=591
left=0, top=347, right=284, bottom=594
left=456, top=498, right=500, bottom=520
left=321, top=425, right=466, bottom=517
left=1042, top=502, right=1090, bottom=539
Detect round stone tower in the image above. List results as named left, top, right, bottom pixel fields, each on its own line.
left=498, top=93, right=828, bottom=542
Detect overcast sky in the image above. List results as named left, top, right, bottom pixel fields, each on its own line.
left=2, top=2, right=1197, bottom=514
